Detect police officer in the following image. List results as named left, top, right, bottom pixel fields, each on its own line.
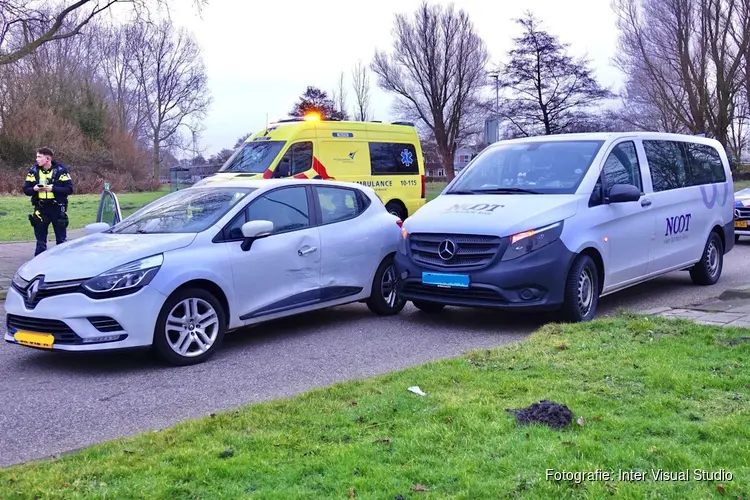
left=23, top=147, right=74, bottom=256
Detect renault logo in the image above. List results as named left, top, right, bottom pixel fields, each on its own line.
left=437, top=239, right=457, bottom=261
left=27, top=279, right=40, bottom=303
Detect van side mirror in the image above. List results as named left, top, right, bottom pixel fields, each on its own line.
left=607, top=183, right=641, bottom=203
left=274, top=160, right=291, bottom=178
left=240, top=220, right=274, bottom=251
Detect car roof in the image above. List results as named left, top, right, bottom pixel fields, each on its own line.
left=492, top=131, right=724, bottom=147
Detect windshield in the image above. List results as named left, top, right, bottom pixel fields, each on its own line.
left=219, top=140, right=286, bottom=174
left=110, top=187, right=255, bottom=234
left=448, top=140, right=605, bottom=194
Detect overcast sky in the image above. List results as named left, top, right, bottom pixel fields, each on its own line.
left=166, top=0, right=623, bottom=157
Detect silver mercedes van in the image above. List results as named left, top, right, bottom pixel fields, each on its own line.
left=395, top=132, right=734, bottom=321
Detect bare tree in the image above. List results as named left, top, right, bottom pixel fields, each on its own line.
left=497, top=11, right=613, bottom=137
left=0, top=0, right=207, bottom=65
left=371, top=1, right=489, bottom=181
left=351, top=59, right=371, bottom=121
left=330, top=71, right=348, bottom=119
left=613, top=0, right=750, bottom=151
left=128, top=20, right=211, bottom=180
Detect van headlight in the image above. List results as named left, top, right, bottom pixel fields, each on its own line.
left=399, top=227, right=409, bottom=254
left=83, top=254, right=163, bottom=295
left=502, top=222, right=563, bottom=261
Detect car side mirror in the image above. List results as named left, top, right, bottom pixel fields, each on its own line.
left=240, top=220, right=274, bottom=251
left=607, top=183, right=641, bottom=204
left=85, top=222, right=111, bottom=234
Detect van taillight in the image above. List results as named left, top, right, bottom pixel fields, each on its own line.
left=420, top=174, right=425, bottom=198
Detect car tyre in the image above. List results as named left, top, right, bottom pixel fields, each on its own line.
left=690, top=231, right=723, bottom=286
left=385, top=201, right=406, bottom=220
left=366, top=255, right=406, bottom=316
left=152, top=287, right=227, bottom=366
left=560, top=254, right=599, bottom=323
left=411, top=300, right=446, bottom=314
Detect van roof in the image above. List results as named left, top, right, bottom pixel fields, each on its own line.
left=493, top=131, right=724, bottom=147
left=247, top=118, right=420, bottom=142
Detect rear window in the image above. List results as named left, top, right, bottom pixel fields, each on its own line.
left=369, top=142, right=419, bottom=175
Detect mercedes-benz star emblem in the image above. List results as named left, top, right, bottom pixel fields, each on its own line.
left=735, top=209, right=741, bottom=219
left=27, top=279, right=39, bottom=303
left=437, top=239, right=457, bottom=261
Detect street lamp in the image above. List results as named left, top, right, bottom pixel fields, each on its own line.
left=488, top=71, right=500, bottom=118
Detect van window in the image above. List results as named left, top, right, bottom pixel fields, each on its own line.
left=276, top=142, right=313, bottom=177
left=448, top=140, right=604, bottom=195
left=643, top=140, right=688, bottom=191
left=684, top=143, right=726, bottom=184
left=219, top=140, right=286, bottom=174
left=369, top=143, right=420, bottom=175
left=590, top=141, right=642, bottom=206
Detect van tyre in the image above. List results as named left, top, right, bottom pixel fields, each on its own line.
left=412, top=300, right=446, bottom=314
left=385, top=202, right=406, bottom=220
left=560, top=254, right=599, bottom=323
left=152, top=288, right=227, bottom=366
left=690, top=231, right=723, bottom=286
left=367, top=255, right=406, bottom=316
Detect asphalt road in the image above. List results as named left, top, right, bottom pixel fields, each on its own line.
left=3, top=242, right=750, bottom=468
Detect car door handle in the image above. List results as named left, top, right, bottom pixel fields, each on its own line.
left=298, top=246, right=318, bottom=256
left=641, top=199, right=652, bottom=207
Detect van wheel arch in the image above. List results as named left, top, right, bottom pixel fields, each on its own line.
left=385, top=200, right=408, bottom=220
left=577, top=247, right=605, bottom=296
left=167, top=279, right=231, bottom=327
left=711, top=225, right=725, bottom=251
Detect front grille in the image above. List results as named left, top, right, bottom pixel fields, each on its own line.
left=12, top=277, right=84, bottom=309
left=402, top=282, right=505, bottom=303
left=6, top=314, right=81, bottom=344
left=409, top=233, right=503, bottom=269
left=88, top=316, right=124, bottom=332
left=735, top=206, right=750, bottom=220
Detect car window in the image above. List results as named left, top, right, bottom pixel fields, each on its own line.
left=275, top=142, right=313, bottom=177
left=369, top=142, right=420, bottom=175
left=112, top=188, right=253, bottom=234
left=643, top=140, right=688, bottom=192
left=684, top=143, right=726, bottom=185
left=316, top=186, right=363, bottom=224
left=226, top=186, right=310, bottom=239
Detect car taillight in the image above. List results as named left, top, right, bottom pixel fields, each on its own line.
left=420, top=174, right=425, bottom=198
left=396, top=219, right=403, bottom=227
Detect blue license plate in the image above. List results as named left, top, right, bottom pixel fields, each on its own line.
left=421, top=272, right=470, bottom=288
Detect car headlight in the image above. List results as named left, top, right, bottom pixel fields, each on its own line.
left=83, top=254, right=163, bottom=294
left=12, top=272, right=28, bottom=289
left=502, top=221, right=563, bottom=261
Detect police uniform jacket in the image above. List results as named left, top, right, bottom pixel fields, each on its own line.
left=23, top=162, right=73, bottom=207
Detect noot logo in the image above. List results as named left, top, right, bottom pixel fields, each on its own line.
left=665, top=213, right=692, bottom=236
left=700, top=183, right=729, bottom=209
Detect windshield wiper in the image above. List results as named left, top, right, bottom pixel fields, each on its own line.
left=470, top=187, right=541, bottom=194
left=446, top=189, right=477, bottom=195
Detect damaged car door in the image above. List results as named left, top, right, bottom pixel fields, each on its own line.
left=222, top=185, right=322, bottom=321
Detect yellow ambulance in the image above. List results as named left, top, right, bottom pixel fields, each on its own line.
left=194, top=114, right=427, bottom=219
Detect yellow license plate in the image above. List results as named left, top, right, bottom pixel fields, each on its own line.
left=14, top=331, right=54, bottom=349
left=735, top=220, right=748, bottom=228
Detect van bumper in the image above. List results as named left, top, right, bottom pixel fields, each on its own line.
left=395, top=238, right=576, bottom=311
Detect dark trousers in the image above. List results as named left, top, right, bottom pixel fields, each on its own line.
left=33, top=202, right=67, bottom=256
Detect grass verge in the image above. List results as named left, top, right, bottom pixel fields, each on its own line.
left=1, top=314, right=748, bottom=499
left=0, top=187, right=170, bottom=242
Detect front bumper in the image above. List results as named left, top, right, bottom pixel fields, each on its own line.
left=4, top=284, right=166, bottom=352
left=395, top=238, right=576, bottom=311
